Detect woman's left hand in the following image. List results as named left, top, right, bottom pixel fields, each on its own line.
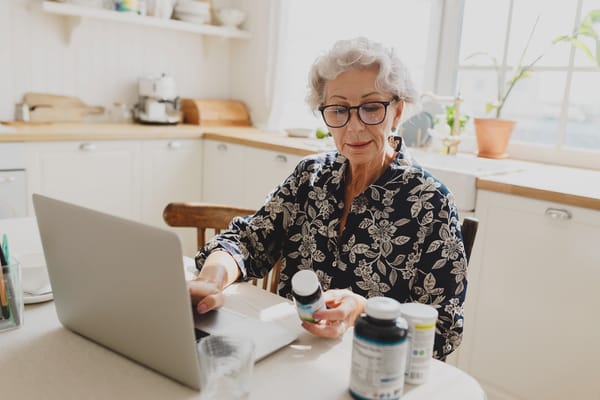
left=301, top=289, right=366, bottom=339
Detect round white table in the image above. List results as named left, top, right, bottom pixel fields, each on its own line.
left=0, top=283, right=485, bottom=399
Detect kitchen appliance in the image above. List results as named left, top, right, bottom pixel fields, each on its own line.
left=133, top=74, right=182, bottom=125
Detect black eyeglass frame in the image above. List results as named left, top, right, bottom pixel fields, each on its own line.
left=318, top=96, right=399, bottom=128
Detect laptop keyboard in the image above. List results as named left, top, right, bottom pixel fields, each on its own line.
left=194, top=328, right=210, bottom=342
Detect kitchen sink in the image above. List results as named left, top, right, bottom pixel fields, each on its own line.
left=409, top=148, right=525, bottom=211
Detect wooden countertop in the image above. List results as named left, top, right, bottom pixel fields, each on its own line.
left=0, top=122, right=325, bottom=156
left=477, top=164, right=600, bottom=210
left=2, top=122, right=599, bottom=210
left=202, top=130, right=330, bottom=157
left=0, top=122, right=205, bottom=141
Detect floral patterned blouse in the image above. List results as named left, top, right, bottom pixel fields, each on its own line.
left=196, top=144, right=467, bottom=359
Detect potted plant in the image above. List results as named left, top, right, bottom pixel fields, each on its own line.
left=432, top=103, right=470, bottom=155
left=468, top=10, right=600, bottom=159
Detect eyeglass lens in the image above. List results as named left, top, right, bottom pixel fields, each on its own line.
left=321, top=102, right=388, bottom=128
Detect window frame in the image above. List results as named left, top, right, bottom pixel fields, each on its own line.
left=438, top=0, right=600, bottom=170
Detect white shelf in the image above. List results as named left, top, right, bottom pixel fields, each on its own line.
left=36, top=1, right=251, bottom=42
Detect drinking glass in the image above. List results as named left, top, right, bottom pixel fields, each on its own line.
left=198, top=335, right=255, bottom=400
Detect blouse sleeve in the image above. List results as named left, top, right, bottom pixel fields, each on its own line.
left=194, top=160, right=303, bottom=280
left=412, top=187, right=467, bottom=359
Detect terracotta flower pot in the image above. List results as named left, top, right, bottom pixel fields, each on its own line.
left=473, top=118, right=516, bottom=159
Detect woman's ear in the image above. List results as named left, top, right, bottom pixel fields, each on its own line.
left=392, top=99, right=404, bottom=127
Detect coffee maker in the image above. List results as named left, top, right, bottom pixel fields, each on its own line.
left=133, top=74, right=182, bottom=125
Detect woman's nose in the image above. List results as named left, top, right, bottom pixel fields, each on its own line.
left=346, top=109, right=364, bottom=129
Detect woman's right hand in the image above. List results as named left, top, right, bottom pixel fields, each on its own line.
left=188, top=250, right=241, bottom=314
left=188, top=278, right=225, bottom=314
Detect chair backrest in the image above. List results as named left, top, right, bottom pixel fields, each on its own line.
left=163, top=202, right=281, bottom=294
left=461, top=216, right=479, bottom=264
left=163, top=202, right=478, bottom=293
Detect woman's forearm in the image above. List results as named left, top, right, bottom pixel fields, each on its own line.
left=198, top=251, right=241, bottom=289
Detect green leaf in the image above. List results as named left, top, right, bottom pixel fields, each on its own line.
left=521, top=70, right=533, bottom=78
left=578, top=24, right=598, bottom=39
left=485, top=102, right=497, bottom=114
left=552, top=35, right=570, bottom=44
left=571, top=38, right=595, bottom=61
left=589, top=9, right=600, bottom=22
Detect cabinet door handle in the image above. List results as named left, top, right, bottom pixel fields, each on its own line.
left=275, top=154, right=288, bottom=163
left=217, top=144, right=228, bottom=151
left=0, top=176, right=16, bottom=183
left=545, top=207, right=572, bottom=220
left=79, top=142, right=96, bottom=152
left=167, top=141, right=182, bottom=149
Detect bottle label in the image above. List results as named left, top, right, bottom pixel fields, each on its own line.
left=349, top=335, right=407, bottom=400
left=404, top=321, right=436, bottom=384
left=295, top=296, right=325, bottom=322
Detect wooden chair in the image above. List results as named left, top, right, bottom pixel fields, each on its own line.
left=461, top=216, right=479, bottom=264
left=163, top=202, right=479, bottom=294
left=163, top=202, right=281, bottom=293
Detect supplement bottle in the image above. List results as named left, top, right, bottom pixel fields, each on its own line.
left=400, top=302, right=438, bottom=385
left=349, top=297, right=408, bottom=400
left=291, top=269, right=324, bottom=323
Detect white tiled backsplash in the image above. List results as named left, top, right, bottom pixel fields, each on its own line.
left=0, top=0, right=233, bottom=121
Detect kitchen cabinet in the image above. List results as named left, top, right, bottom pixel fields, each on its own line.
left=202, top=140, right=304, bottom=209
left=25, top=138, right=204, bottom=256
left=0, top=170, right=27, bottom=218
left=202, top=140, right=245, bottom=206
left=25, top=140, right=142, bottom=220
left=456, top=190, right=600, bottom=400
left=242, top=146, right=303, bottom=209
left=141, top=139, right=202, bottom=256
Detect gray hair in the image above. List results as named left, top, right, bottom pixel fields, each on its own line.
left=306, top=37, right=418, bottom=111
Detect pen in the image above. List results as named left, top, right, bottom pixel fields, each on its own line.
left=2, top=234, right=9, bottom=263
left=0, top=246, right=10, bottom=320
left=0, top=241, right=6, bottom=266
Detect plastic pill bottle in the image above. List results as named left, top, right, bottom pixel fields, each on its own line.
left=291, top=269, right=324, bottom=323
left=399, top=302, right=439, bottom=385
left=349, top=297, right=408, bottom=400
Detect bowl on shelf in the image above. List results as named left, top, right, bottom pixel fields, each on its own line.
left=173, top=11, right=210, bottom=24
left=214, top=8, right=246, bottom=28
left=172, top=0, right=210, bottom=23
left=174, top=0, right=210, bottom=15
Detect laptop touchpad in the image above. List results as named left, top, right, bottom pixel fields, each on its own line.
left=193, top=308, right=297, bottom=361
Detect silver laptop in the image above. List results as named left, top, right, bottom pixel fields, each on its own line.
left=32, top=194, right=298, bottom=390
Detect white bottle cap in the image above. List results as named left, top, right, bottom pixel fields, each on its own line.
left=365, top=297, right=402, bottom=320
left=399, top=302, right=438, bottom=323
left=291, top=270, right=320, bottom=296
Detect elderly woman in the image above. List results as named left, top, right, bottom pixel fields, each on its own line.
left=190, top=37, right=467, bottom=359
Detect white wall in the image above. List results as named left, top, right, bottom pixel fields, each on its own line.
left=228, top=0, right=273, bottom=128
left=0, top=0, right=242, bottom=121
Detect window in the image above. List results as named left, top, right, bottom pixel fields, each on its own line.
left=266, top=0, right=441, bottom=131
left=454, top=0, right=600, bottom=169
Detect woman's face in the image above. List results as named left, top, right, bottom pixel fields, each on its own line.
left=323, top=66, right=403, bottom=167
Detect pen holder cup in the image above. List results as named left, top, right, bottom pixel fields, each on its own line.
left=0, top=259, right=23, bottom=333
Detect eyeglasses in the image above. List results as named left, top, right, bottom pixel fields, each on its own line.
left=318, top=97, right=398, bottom=128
